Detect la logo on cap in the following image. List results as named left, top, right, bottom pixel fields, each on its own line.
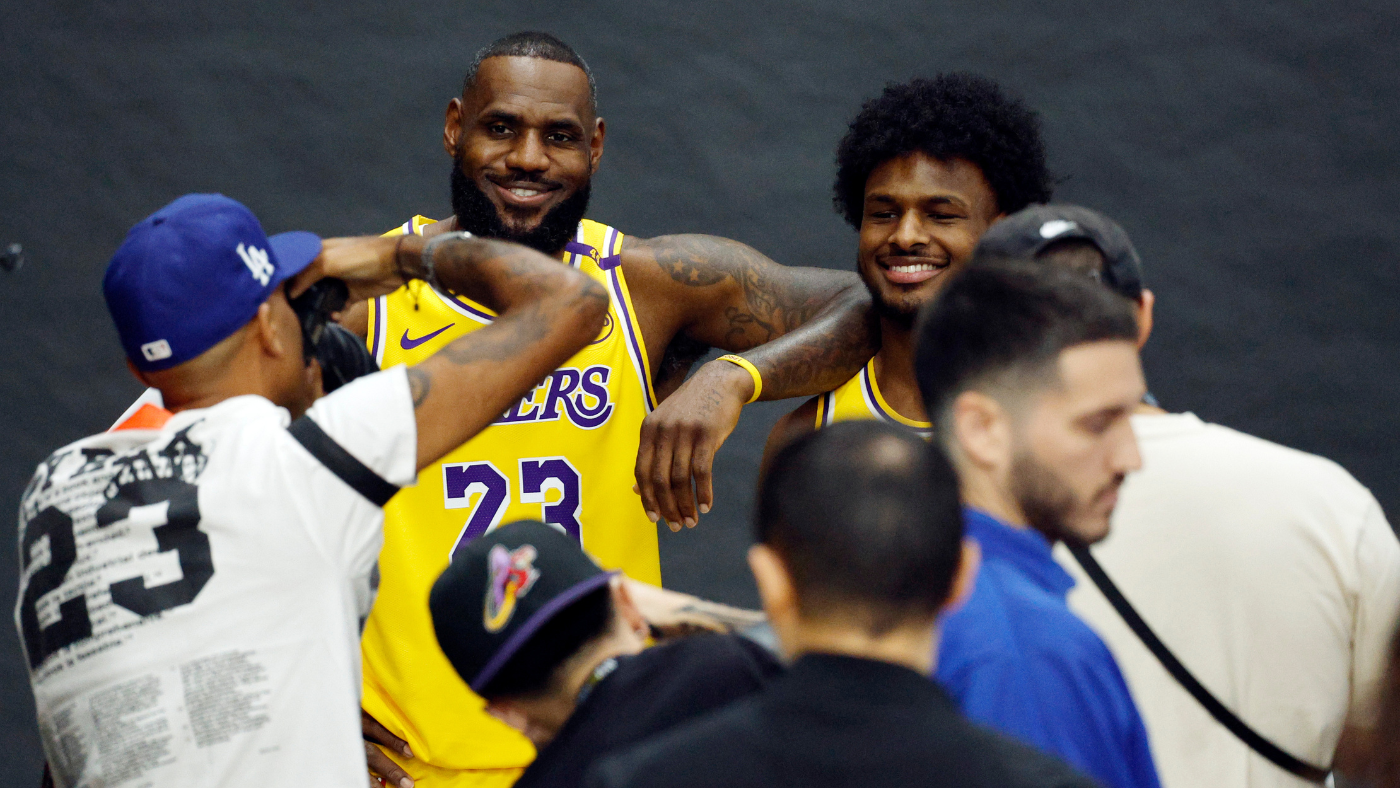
left=236, top=243, right=274, bottom=286
left=141, top=339, right=173, bottom=362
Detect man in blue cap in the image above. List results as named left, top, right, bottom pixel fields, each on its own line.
left=15, top=193, right=608, bottom=788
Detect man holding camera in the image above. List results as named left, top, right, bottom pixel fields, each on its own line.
left=15, top=193, right=607, bottom=788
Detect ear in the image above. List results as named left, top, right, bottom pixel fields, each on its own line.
left=127, top=359, right=152, bottom=388
left=950, top=390, right=1012, bottom=473
left=1135, top=289, right=1155, bottom=349
left=942, top=539, right=981, bottom=614
left=610, top=575, right=649, bottom=640
left=443, top=97, right=464, bottom=157
left=589, top=117, right=605, bottom=175
left=484, top=700, right=531, bottom=734
left=747, top=544, right=797, bottom=623
left=251, top=300, right=289, bottom=360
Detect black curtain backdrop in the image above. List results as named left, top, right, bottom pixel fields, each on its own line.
left=3, top=0, right=1397, bottom=776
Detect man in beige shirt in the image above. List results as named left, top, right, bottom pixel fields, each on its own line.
left=975, top=204, right=1400, bottom=788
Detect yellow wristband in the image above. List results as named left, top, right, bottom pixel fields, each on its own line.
left=717, top=354, right=762, bottom=404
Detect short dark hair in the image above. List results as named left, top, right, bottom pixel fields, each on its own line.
left=476, top=585, right=613, bottom=701
left=833, top=73, right=1052, bottom=228
left=757, top=421, right=964, bottom=635
left=463, top=31, right=598, bottom=112
left=915, top=260, right=1140, bottom=436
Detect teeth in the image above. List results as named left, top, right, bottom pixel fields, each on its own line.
left=890, top=264, right=941, bottom=273
left=509, top=187, right=542, bottom=197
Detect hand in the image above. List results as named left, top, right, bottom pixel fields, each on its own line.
left=633, top=360, right=753, bottom=530
left=363, top=709, right=415, bottom=788
left=289, top=236, right=413, bottom=302
left=624, top=578, right=765, bottom=639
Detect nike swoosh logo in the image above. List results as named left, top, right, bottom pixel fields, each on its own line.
left=400, top=323, right=456, bottom=350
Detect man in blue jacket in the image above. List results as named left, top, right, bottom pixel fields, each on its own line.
left=915, top=260, right=1162, bottom=788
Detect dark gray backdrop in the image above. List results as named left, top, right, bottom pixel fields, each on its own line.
left=3, top=0, right=1397, bottom=777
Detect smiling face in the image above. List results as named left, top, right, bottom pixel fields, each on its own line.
left=857, top=152, right=1002, bottom=325
left=444, top=56, right=604, bottom=254
left=1008, top=340, right=1146, bottom=544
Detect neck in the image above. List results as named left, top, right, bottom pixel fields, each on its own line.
left=958, top=471, right=1029, bottom=530
left=515, top=632, right=645, bottom=747
left=784, top=617, right=938, bottom=674
left=871, top=317, right=928, bottom=423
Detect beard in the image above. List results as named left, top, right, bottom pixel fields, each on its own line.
left=450, top=162, right=591, bottom=255
left=857, top=264, right=924, bottom=330
left=1009, top=447, right=1124, bottom=546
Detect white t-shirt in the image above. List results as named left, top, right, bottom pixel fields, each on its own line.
left=1057, top=412, right=1400, bottom=788
left=14, top=367, right=417, bottom=788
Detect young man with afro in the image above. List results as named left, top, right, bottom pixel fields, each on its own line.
left=761, top=72, right=1054, bottom=458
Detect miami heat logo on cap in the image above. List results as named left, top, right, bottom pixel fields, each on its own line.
left=484, top=544, right=540, bottom=633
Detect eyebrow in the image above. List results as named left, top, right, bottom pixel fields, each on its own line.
left=865, top=193, right=968, bottom=209
left=479, top=110, right=585, bottom=134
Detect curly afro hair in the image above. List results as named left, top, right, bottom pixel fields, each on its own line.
left=834, top=73, right=1053, bottom=228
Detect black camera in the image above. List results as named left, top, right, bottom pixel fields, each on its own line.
left=288, top=278, right=379, bottom=393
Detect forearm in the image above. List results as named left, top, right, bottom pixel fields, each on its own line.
left=734, top=283, right=877, bottom=399
left=399, top=233, right=581, bottom=317
left=400, top=235, right=609, bottom=467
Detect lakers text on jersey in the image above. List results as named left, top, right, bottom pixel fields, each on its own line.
left=360, top=218, right=660, bottom=783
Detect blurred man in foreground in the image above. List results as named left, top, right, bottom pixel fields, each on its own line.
left=915, top=261, right=1162, bottom=788
left=428, top=520, right=782, bottom=788
left=981, top=204, right=1400, bottom=788
left=588, top=421, right=1098, bottom=788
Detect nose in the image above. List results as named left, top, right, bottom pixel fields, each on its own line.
left=1113, top=424, right=1144, bottom=475
left=890, top=209, right=931, bottom=252
left=504, top=130, right=550, bottom=173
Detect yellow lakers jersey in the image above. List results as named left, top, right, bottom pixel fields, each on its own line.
left=360, top=217, right=660, bottom=781
left=814, top=357, right=933, bottom=437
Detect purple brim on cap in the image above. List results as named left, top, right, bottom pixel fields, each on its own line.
left=267, top=230, right=322, bottom=285
left=470, top=571, right=620, bottom=692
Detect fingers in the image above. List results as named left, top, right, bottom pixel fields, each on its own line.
left=667, top=428, right=698, bottom=528
left=365, top=743, right=414, bottom=788
left=286, top=260, right=326, bottom=299
left=633, top=420, right=662, bottom=526
left=362, top=709, right=412, bottom=759
left=649, top=424, right=682, bottom=532
left=691, top=436, right=715, bottom=517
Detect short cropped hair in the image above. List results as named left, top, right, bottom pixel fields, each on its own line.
left=757, top=421, right=964, bottom=635
left=463, top=31, right=598, bottom=111
left=477, top=585, right=613, bottom=701
left=834, top=73, right=1053, bottom=228
left=915, top=260, right=1140, bottom=438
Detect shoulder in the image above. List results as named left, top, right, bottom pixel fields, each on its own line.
left=1133, top=413, right=1381, bottom=534
left=765, top=397, right=821, bottom=454
left=1140, top=413, right=1370, bottom=495
left=585, top=698, right=765, bottom=788
left=612, top=633, right=783, bottom=699
left=618, top=234, right=752, bottom=298
left=963, top=722, right=1103, bottom=788
left=303, top=367, right=418, bottom=487
left=940, top=565, right=1117, bottom=689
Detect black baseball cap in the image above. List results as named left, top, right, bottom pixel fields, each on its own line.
left=429, top=520, right=617, bottom=693
left=974, top=204, right=1144, bottom=300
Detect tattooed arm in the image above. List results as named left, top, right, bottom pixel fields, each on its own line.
left=290, top=234, right=608, bottom=471
left=623, top=234, right=877, bottom=529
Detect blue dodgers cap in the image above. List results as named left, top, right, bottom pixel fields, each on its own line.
left=103, top=193, right=323, bottom=371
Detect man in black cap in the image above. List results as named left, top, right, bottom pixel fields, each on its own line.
left=979, top=204, right=1400, bottom=788
left=587, top=421, right=1098, bottom=788
left=429, top=521, right=782, bottom=788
